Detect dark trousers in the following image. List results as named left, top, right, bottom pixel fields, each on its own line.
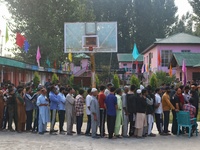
left=107, top=115, right=116, bottom=139
left=8, top=106, right=17, bottom=130
left=195, top=107, right=198, bottom=118
left=129, top=113, right=135, bottom=136
left=163, top=111, right=170, bottom=133
left=155, top=113, right=163, bottom=133
left=33, top=109, right=39, bottom=132
left=76, top=114, right=83, bottom=134
left=26, top=110, right=33, bottom=131
left=85, top=115, right=91, bottom=134
left=2, top=106, right=8, bottom=129
left=99, top=109, right=106, bottom=136
left=58, top=110, right=65, bottom=132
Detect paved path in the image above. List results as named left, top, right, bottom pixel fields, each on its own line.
left=0, top=123, right=200, bottom=150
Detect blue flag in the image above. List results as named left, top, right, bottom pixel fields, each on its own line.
left=132, top=43, right=140, bottom=60
left=24, top=40, right=30, bottom=53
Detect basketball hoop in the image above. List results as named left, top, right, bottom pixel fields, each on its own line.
left=89, top=47, right=93, bottom=51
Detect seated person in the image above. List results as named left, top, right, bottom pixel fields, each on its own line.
left=182, top=98, right=197, bottom=134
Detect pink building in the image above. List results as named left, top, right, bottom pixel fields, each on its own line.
left=117, top=53, right=143, bottom=84
left=142, top=33, right=200, bottom=82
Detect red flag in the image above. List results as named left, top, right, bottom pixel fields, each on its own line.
left=54, top=60, right=57, bottom=69
left=16, top=33, right=25, bottom=48
left=158, top=50, right=161, bottom=66
left=169, top=64, right=172, bottom=77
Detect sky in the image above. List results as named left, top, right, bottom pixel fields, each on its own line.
left=0, top=0, right=194, bottom=56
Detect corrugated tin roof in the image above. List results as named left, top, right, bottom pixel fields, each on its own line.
left=155, top=33, right=200, bottom=44
left=117, top=53, right=143, bottom=62
left=171, top=52, right=200, bottom=67
left=142, top=33, right=200, bottom=54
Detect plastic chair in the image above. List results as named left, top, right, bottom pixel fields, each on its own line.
left=176, top=111, right=198, bottom=138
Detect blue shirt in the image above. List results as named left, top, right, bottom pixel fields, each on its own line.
left=49, top=91, right=59, bottom=110
left=58, top=93, right=66, bottom=111
left=105, top=93, right=117, bottom=116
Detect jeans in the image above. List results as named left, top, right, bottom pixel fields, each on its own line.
left=107, top=115, right=116, bottom=139
left=26, top=110, right=33, bottom=131
left=163, top=111, right=170, bottom=133
left=58, top=110, right=65, bottom=132
left=85, top=115, right=91, bottom=134
left=76, top=114, right=83, bottom=134
left=50, top=109, right=57, bottom=131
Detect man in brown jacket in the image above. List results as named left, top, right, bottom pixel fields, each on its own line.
left=162, top=86, right=176, bottom=135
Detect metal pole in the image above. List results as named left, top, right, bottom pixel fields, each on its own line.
left=90, top=53, right=96, bottom=88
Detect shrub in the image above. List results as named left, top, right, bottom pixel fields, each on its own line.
left=130, top=74, right=140, bottom=88
left=33, top=72, right=40, bottom=87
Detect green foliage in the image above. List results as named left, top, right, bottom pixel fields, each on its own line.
left=149, top=73, right=158, bottom=91
left=52, top=73, right=59, bottom=84
left=130, top=74, right=140, bottom=88
left=113, top=74, right=120, bottom=88
left=69, top=75, right=74, bottom=87
left=33, top=72, right=40, bottom=87
left=155, top=71, right=176, bottom=87
left=97, top=65, right=113, bottom=84
left=5, top=0, right=95, bottom=65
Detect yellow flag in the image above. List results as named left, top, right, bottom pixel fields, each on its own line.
left=5, top=25, right=9, bottom=43
left=68, top=52, right=72, bottom=62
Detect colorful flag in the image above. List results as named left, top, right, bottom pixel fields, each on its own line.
left=169, top=64, right=172, bottom=77
left=68, top=52, right=72, bottom=62
left=5, top=25, right=9, bottom=43
left=46, top=57, right=50, bottom=67
left=16, top=33, right=25, bottom=48
left=132, top=43, right=140, bottom=60
left=24, top=40, right=30, bottom=53
left=182, top=59, right=186, bottom=85
left=141, top=64, right=145, bottom=73
left=146, top=64, right=149, bottom=72
left=158, top=50, right=161, bottom=66
left=36, top=46, right=41, bottom=67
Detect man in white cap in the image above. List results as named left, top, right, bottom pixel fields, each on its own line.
left=90, top=88, right=100, bottom=138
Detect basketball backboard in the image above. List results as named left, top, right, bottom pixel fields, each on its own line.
left=64, top=22, right=117, bottom=53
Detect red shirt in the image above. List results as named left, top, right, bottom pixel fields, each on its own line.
left=98, top=92, right=106, bottom=109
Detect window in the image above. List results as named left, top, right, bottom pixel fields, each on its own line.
left=181, top=50, right=190, bottom=53
left=161, top=50, right=172, bottom=67
left=123, top=64, right=127, bottom=66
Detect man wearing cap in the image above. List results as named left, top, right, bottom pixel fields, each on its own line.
left=66, top=87, right=76, bottom=135
left=90, top=88, right=100, bottom=138
left=162, top=86, right=176, bottom=135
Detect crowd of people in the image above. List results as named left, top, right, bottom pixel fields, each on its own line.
left=0, top=80, right=199, bottom=139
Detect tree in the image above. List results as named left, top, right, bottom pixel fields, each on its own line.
left=33, top=72, right=40, bottom=87
left=5, top=0, right=95, bottom=65
left=149, top=73, right=158, bottom=91
left=130, top=74, right=140, bottom=88
left=113, top=74, right=120, bottom=88
left=52, top=73, right=59, bottom=84
left=155, top=71, right=176, bottom=87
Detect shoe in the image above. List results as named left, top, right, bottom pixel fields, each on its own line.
left=137, top=136, right=144, bottom=139
left=116, top=135, right=122, bottom=138
left=72, top=131, right=76, bottom=134
left=92, top=136, right=100, bottom=139
left=123, top=135, right=129, bottom=138
left=67, top=133, right=73, bottom=135
left=164, top=132, right=171, bottom=135
left=50, top=131, right=57, bottom=135
left=52, top=129, right=58, bottom=132
left=148, top=133, right=156, bottom=137
left=85, top=133, right=91, bottom=136
left=60, top=131, right=65, bottom=135
left=39, top=132, right=44, bottom=135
